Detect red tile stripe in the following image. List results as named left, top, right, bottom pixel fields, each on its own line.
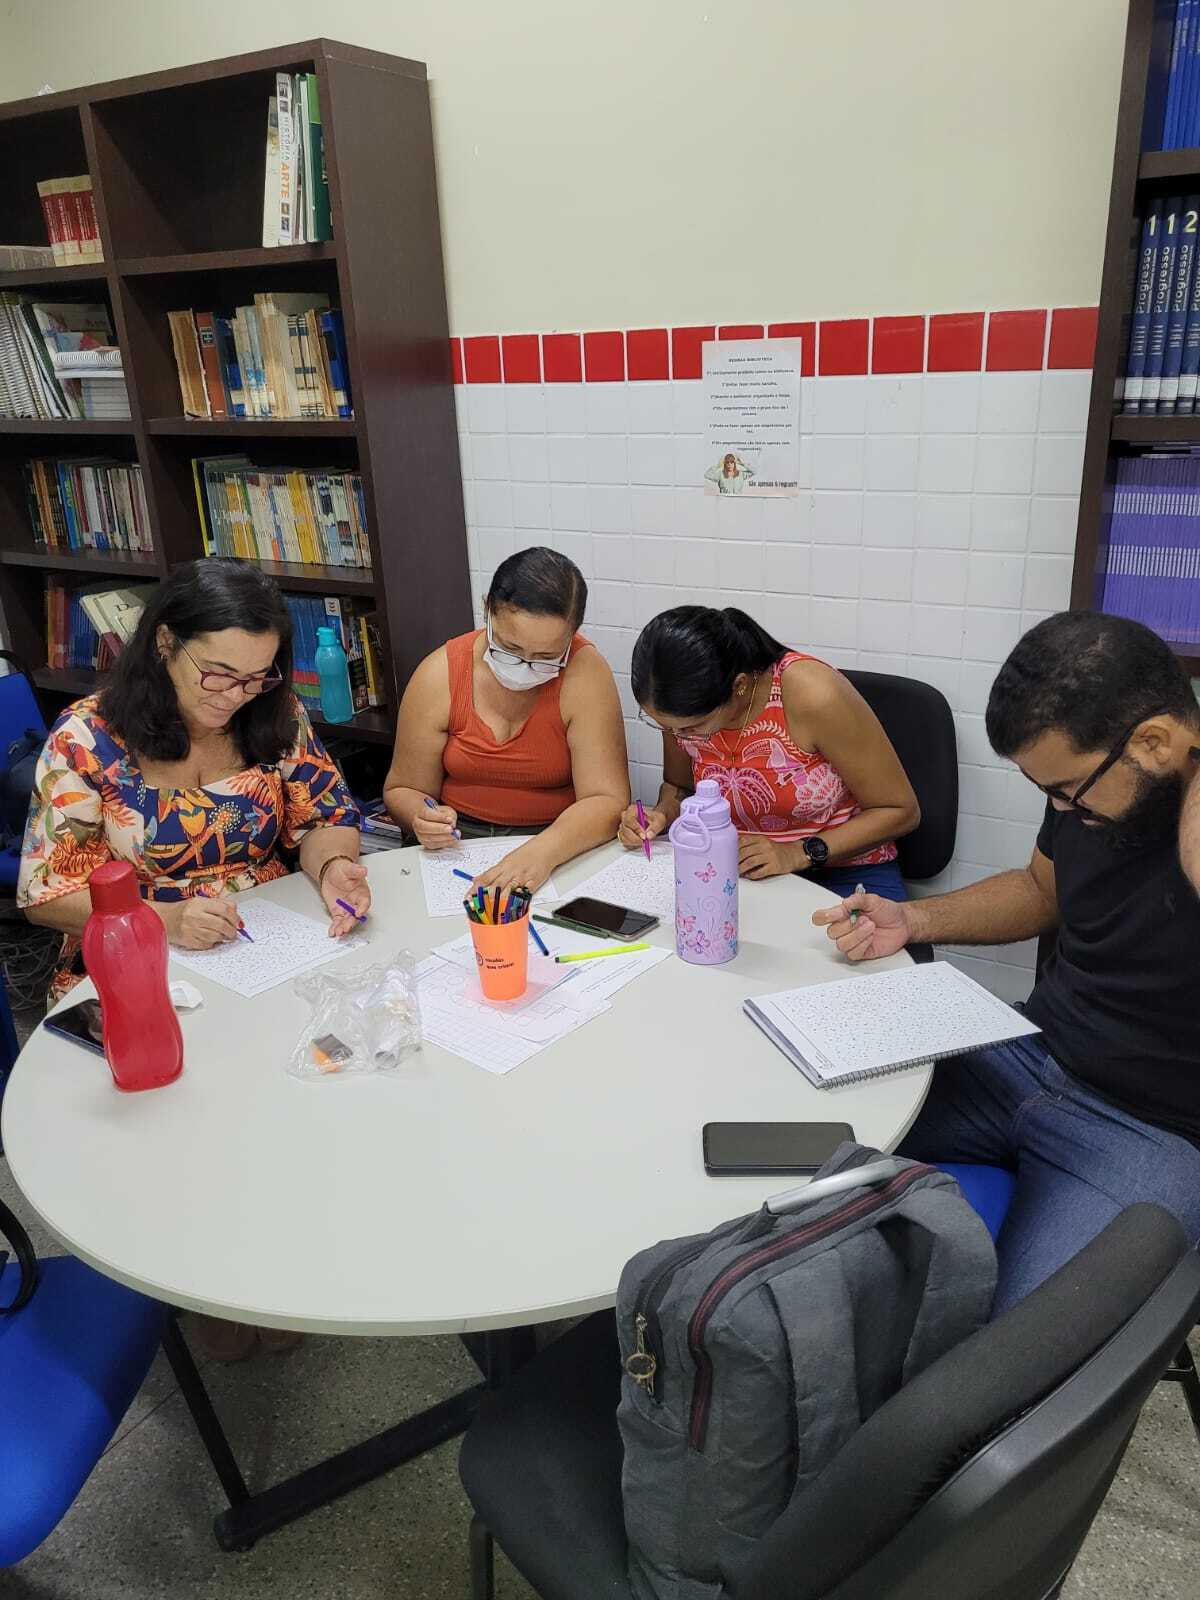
left=584, top=331, right=625, bottom=381
left=986, top=309, right=1047, bottom=372
left=501, top=334, right=540, bottom=383
left=454, top=309, right=1096, bottom=380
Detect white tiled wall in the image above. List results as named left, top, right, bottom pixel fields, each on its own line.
left=455, top=367, right=1091, bottom=999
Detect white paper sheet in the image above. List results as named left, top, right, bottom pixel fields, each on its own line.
left=419, top=922, right=671, bottom=1073
left=413, top=956, right=603, bottom=1074
left=418, top=837, right=563, bottom=918
left=567, top=840, right=677, bottom=921
left=169, top=900, right=367, bottom=998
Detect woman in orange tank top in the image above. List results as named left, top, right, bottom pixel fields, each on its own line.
left=619, top=606, right=919, bottom=900
left=383, top=548, right=629, bottom=895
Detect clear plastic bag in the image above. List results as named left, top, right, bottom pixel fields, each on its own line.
left=288, top=950, right=422, bottom=1080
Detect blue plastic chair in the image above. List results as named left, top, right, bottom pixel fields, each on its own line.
left=0, top=1199, right=166, bottom=1567
left=937, top=1162, right=1016, bottom=1244
left=0, top=652, right=47, bottom=895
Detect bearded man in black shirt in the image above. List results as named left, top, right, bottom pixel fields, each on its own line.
left=814, top=611, right=1200, bottom=1313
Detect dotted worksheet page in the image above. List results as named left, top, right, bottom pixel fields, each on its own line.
left=760, top=962, right=1039, bottom=1081
left=568, top=840, right=676, bottom=920
left=418, top=838, right=563, bottom=917
left=169, top=900, right=368, bottom=998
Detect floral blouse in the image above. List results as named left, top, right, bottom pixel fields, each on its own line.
left=18, top=694, right=359, bottom=998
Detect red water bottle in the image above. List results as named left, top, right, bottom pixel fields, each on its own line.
left=82, top=860, right=183, bottom=1092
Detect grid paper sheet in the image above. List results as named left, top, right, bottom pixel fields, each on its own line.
left=414, top=956, right=602, bottom=1074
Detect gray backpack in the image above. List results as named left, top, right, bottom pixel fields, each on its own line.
left=616, top=1144, right=997, bottom=1600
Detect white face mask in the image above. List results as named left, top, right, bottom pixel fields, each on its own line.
left=484, top=617, right=569, bottom=692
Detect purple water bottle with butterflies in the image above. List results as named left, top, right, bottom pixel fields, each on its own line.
left=669, top=778, right=739, bottom=965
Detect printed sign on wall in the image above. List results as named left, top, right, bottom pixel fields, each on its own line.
left=702, top=338, right=801, bottom=497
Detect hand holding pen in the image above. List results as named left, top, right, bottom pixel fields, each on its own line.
left=416, top=794, right=462, bottom=848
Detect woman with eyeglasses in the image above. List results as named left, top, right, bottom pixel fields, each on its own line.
left=618, top=605, right=919, bottom=898
left=19, top=558, right=369, bottom=1005
left=383, top=546, right=629, bottom=893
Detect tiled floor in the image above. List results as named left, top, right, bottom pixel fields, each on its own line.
left=2, top=1150, right=1198, bottom=1598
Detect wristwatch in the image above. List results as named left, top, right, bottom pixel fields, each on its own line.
left=800, top=836, right=829, bottom=869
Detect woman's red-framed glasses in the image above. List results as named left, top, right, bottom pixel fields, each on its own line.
left=178, top=641, right=284, bottom=697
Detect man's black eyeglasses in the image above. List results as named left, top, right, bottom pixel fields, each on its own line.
left=1036, top=708, right=1168, bottom=814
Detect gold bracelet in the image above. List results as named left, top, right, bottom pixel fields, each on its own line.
left=317, top=853, right=357, bottom=889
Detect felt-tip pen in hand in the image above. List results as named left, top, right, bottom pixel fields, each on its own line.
left=849, top=882, right=866, bottom=926
left=424, top=795, right=462, bottom=839
left=335, top=897, right=368, bottom=925
left=636, top=799, right=652, bottom=863
left=237, top=922, right=254, bottom=943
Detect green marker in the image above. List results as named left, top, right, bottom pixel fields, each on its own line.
left=849, top=881, right=866, bottom=926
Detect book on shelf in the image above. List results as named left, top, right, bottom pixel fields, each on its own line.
left=1121, top=197, right=1200, bottom=415
left=168, top=300, right=351, bottom=419
left=25, top=457, right=153, bottom=555
left=36, top=176, right=103, bottom=265
left=1101, top=450, right=1200, bottom=646
left=0, top=295, right=128, bottom=419
left=263, top=71, right=332, bottom=247
left=45, top=577, right=147, bottom=673
left=1158, top=1, right=1200, bottom=152
left=1144, top=197, right=1181, bottom=412
left=78, top=585, right=153, bottom=655
left=357, top=801, right=406, bottom=854
left=0, top=244, right=56, bottom=271
left=190, top=455, right=371, bottom=568
left=285, top=592, right=384, bottom=713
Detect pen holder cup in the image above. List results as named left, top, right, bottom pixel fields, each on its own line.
left=467, top=914, right=530, bottom=1002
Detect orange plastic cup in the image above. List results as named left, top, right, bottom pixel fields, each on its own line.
left=467, top=915, right=530, bottom=1001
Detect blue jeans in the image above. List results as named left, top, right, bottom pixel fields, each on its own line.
left=805, top=859, right=908, bottom=903
left=899, top=1034, right=1200, bottom=1315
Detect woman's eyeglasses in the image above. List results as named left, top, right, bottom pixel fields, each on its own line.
left=178, top=641, right=283, bottom=697
left=636, top=709, right=710, bottom=738
left=484, top=617, right=571, bottom=671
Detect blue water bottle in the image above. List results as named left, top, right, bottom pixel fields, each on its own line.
left=315, top=625, right=354, bottom=724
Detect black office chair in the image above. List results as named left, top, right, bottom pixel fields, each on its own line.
left=841, top=670, right=957, bottom=964
left=842, top=669, right=957, bottom=884
left=459, top=1204, right=1200, bottom=1600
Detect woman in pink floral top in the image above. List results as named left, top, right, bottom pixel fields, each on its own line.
left=19, top=559, right=368, bottom=1002
left=619, top=606, right=919, bottom=899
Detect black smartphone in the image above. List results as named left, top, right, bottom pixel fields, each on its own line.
left=43, top=997, right=106, bottom=1057
left=702, top=1121, right=855, bottom=1176
left=545, top=896, right=659, bottom=941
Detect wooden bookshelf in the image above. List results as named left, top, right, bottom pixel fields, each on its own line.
left=0, top=39, right=471, bottom=736
left=1074, top=0, right=1200, bottom=674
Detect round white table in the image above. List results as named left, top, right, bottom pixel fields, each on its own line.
left=1, top=840, right=929, bottom=1548
left=3, top=842, right=927, bottom=1337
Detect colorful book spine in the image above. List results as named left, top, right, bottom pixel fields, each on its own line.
left=1104, top=450, right=1200, bottom=646
left=261, top=94, right=281, bottom=249
left=188, top=457, right=370, bottom=569
left=1165, top=1, right=1189, bottom=149
left=213, top=315, right=247, bottom=418
left=1184, top=1, right=1200, bottom=149
left=275, top=72, right=296, bottom=246
left=1144, top=196, right=1182, bottom=409
left=306, top=73, right=333, bottom=242
left=318, top=309, right=352, bottom=417
left=1124, top=200, right=1163, bottom=412
left=1160, top=195, right=1199, bottom=413
left=1180, top=244, right=1200, bottom=413
left=194, top=311, right=228, bottom=419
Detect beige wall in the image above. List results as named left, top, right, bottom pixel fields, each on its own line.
left=0, top=0, right=1128, bottom=332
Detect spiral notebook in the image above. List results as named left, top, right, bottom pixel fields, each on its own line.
left=744, top=962, right=1040, bottom=1088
